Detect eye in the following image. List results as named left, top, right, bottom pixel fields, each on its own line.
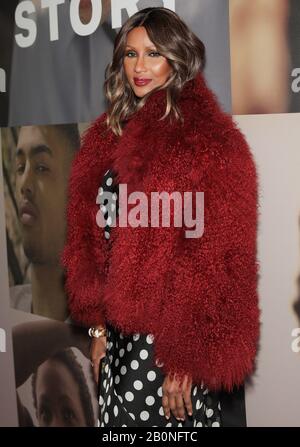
left=16, top=164, right=25, bottom=174
left=124, top=50, right=161, bottom=58
left=125, top=51, right=135, bottom=57
left=39, top=405, right=52, bottom=425
left=62, top=407, right=76, bottom=424
left=36, top=164, right=49, bottom=173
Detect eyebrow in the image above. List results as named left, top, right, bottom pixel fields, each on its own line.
left=125, top=45, right=157, bottom=50
left=16, top=144, right=53, bottom=158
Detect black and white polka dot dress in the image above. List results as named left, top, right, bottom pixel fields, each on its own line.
left=97, top=168, right=222, bottom=427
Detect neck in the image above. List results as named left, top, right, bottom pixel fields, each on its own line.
left=30, top=263, right=68, bottom=321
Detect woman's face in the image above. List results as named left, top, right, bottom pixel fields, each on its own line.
left=123, top=26, right=173, bottom=98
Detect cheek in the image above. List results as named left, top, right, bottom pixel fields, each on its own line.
left=15, top=179, right=21, bottom=197
left=38, top=185, right=66, bottom=214
left=152, top=60, right=172, bottom=79
left=123, top=59, right=132, bottom=75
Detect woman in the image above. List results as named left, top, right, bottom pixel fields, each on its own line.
left=61, top=7, right=260, bottom=427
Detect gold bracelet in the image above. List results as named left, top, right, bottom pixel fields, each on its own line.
left=88, top=326, right=107, bottom=338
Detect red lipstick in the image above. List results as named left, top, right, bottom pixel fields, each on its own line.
left=134, top=78, right=152, bottom=87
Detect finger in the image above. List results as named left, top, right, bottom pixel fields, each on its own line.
left=168, top=394, right=178, bottom=420
left=162, top=393, right=170, bottom=420
left=175, top=394, right=186, bottom=421
left=182, top=384, right=193, bottom=417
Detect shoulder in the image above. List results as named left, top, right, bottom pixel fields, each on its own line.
left=159, top=109, right=257, bottom=194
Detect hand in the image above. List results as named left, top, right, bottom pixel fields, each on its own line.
left=162, top=373, right=193, bottom=421
left=90, top=335, right=107, bottom=384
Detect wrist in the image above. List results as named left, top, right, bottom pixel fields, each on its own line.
left=94, top=322, right=106, bottom=329
left=88, top=325, right=107, bottom=338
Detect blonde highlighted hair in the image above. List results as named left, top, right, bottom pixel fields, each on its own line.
left=104, top=7, right=206, bottom=136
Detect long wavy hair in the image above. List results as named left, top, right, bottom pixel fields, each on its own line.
left=104, top=7, right=206, bottom=136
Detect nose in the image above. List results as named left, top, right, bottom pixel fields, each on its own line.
left=134, top=54, right=147, bottom=73
left=20, top=165, right=34, bottom=198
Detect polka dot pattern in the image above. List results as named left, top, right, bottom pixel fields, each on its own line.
left=98, top=168, right=119, bottom=241
left=130, top=360, right=139, bottom=370
left=125, top=391, right=134, bottom=402
left=140, top=411, right=150, bottom=421
left=98, top=321, right=222, bottom=428
left=147, top=370, right=156, bottom=382
left=145, top=395, right=155, bottom=406
left=97, top=168, right=222, bottom=428
left=133, top=380, right=143, bottom=390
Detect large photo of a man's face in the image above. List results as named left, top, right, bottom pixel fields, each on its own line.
left=2, top=124, right=87, bottom=321
left=16, top=126, right=72, bottom=264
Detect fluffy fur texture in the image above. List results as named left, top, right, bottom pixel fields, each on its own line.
left=61, top=71, right=260, bottom=392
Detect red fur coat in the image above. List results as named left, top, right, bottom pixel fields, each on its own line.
left=61, top=71, right=260, bottom=392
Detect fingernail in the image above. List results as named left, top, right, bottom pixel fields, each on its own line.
left=188, top=412, right=193, bottom=416
left=166, top=415, right=170, bottom=420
